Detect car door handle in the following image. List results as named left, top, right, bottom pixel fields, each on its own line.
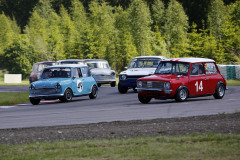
left=205, top=78, right=208, bottom=81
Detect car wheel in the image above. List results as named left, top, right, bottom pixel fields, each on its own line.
left=213, top=83, right=225, bottom=99
left=111, top=81, right=116, bottom=87
left=97, top=83, right=101, bottom=87
left=30, top=98, right=40, bottom=105
left=118, top=83, right=128, bottom=94
left=133, top=87, right=137, bottom=92
left=89, top=85, right=98, bottom=99
left=60, top=88, right=73, bottom=102
left=138, top=94, right=151, bottom=104
left=175, top=88, right=188, bottom=102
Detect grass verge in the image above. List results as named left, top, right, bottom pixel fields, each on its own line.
left=226, top=80, right=240, bottom=86
left=0, top=92, right=29, bottom=106
left=0, top=133, right=239, bottom=160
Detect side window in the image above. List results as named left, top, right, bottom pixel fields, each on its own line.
left=72, top=68, right=79, bottom=78
left=81, top=67, right=89, bottom=77
left=77, top=68, right=82, bottom=77
left=191, top=63, right=205, bottom=75
left=205, top=63, right=218, bottom=75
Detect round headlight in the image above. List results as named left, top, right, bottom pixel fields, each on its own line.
left=111, top=72, right=115, bottom=76
left=55, top=82, right=61, bottom=89
left=137, top=81, right=143, bottom=88
left=29, top=84, right=35, bottom=90
left=120, top=74, right=127, bottom=80
left=164, top=82, right=171, bottom=90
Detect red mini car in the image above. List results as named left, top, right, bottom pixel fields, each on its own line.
left=136, top=58, right=226, bottom=103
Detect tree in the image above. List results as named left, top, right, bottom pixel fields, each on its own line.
left=207, top=0, right=227, bottom=41
left=1, top=38, right=34, bottom=79
left=128, top=0, right=152, bottom=56
left=152, top=26, right=169, bottom=57
left=0, top=13, right=19, bottom=56
left=151, top=0, right=165, bottom=30
left=163, top=0, right=189, bottom=57
left=114, top=6, right=138, bottom=72
left=88, top=0, right=116, bottom=65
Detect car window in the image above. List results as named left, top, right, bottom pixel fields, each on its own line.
left=81, top=67, right=90, bottom=77
left=155, top=62, right=189, bottom=75
left=205, top=63, right=218, bottom=75
left=129, top=58, right=161, bottom=68
left=42, top=68, right=71, bottom=79
left=190, top=63, right=205, bottom=75
left=73, top=68, right=82, bottom=78
left=32, top=64, right=38, bottom=72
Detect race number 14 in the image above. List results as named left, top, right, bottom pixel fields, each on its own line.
left=195, top=81, right=203, bottom=92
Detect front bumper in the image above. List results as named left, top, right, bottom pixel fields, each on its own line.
left=137, top=88, right=173, bottom=99
left=119, top=78, right=138, bottom=88
left=29, top=93, right=64, bottom=99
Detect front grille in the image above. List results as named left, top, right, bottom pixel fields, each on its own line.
left=34, top=88, right=57, bottom=95
left=127, top=75, right=147, bottom=79
left=142, top=81, right=164, bottom=89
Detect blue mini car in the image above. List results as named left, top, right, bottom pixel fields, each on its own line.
left=29, top=64, right=98, bottom=105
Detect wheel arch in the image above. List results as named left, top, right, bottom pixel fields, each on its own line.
left=175, top=85, right=189, bottom=98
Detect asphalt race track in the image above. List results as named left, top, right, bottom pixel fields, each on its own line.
left=0, top=86, right=239, bottom=129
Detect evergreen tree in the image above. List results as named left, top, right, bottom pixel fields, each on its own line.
left=152, top=26, right=169, bottom=57
left=89, top=0, right=116, bottom=65
left=128, top=0, right=152, bottom=56
left=114, top=6, right=138, bottom=72
left=152, top=0, right=165, bottom=30
left=207, top=0, right=227, bottom=41
left=0, top=13, right=19, bottom=56
left=163, top=0, right=189, bottom=57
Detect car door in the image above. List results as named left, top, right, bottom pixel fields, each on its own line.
left=81, top=67, right=92, bottom=94
left=72, top=68, right=88, bottom=95
left=189, top=63, right=207, bottom=96
left=204, top=62, right=220, bottom=94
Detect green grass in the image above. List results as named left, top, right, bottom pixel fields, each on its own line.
left=0, top=133, right=239, bottom=160
left=0, top=92, right=29, bottom=105
left=226, top=80, right=240, bottom=86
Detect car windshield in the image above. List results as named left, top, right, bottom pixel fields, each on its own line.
left=128, top=58, right=160, bottom=68
left=87, top=62, right=109, bottom=69
left=42, top=68, right=71, bottom=79
left=155, top=62, right=190, bottom=75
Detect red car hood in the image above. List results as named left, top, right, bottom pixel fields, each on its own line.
left=138, top=74, right=181, bottom=81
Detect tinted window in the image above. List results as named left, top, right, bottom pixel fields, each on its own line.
left=155, top=62, right=189, bottom=75
left=129, top=58, right=161, bottom=68
left=205, top=63, right=218, bottom=75
left=42, top=68, right=71, bottom=79
left=191, top=64, right=205, bottom=75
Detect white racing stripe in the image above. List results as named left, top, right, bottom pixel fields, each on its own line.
left=0, top=100, right=60, bottom=109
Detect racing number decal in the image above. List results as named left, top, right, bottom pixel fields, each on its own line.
left=77, top=80, right=83, bottom=92
left=195, top=81, right=203, bottom=92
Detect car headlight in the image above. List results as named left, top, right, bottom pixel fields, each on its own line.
left=55, top=82, right=61, bottom=89
left=111, top=72, right=115, bottom=76
left=29, top=84, right=35, bottom=90
left=137, top=81, right=143, bottom=88
left=164, top=82, right=171, bottom=90
left=120, top=74, right=127, bottom=80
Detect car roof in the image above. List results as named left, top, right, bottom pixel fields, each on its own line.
left=164, top=57, right=215, bottom=63
left=57, top=59, right=85, bottom=62
left=35, top=61, right=56, bottom=64
left=44, top=64, right=88, bottom=69
left=84, top=59, right=108, bottom=62
left=132, top=56, right=167, bottom=59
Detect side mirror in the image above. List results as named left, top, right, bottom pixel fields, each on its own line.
left=72, top=76, right=76, bottom=79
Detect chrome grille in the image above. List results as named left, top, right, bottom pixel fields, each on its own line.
left=34, top=88, right=57, bottom=95
left=142, top=81, right=164, bottom=89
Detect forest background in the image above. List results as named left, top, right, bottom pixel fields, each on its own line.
left=0, top=0, right=240, bottom=78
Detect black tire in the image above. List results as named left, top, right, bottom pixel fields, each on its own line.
left=118, top=83, right=128, bottom=94
left=89, top=85, right=98, bottom=99
left=175, top=87, right=188, bottom=102
left=59, top=88, right=73, bottom=102
left=30, top=98, right=40, bottom=105
left=97, top=83, right=101, bottom=87
left=133, top=87, right=137, bottom=92
left=138, top=94, right=151, bottom=104
left=111, top=81, right=116, bottom=87
left=213, top=83, right=225, bottom=99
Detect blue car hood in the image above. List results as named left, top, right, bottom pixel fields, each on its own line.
left=32, top=78, right=70, bottom=88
